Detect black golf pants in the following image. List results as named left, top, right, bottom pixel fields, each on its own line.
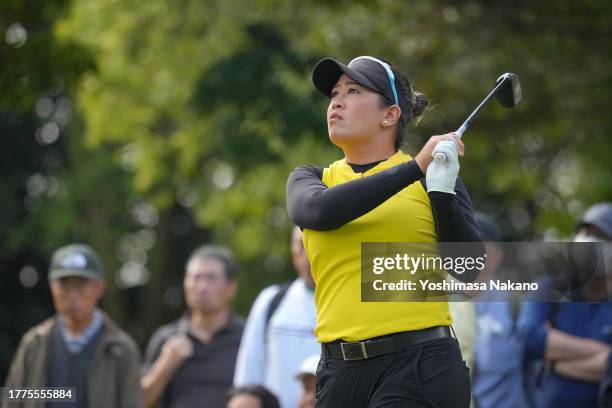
left=316, top=337, right=471, bottom=408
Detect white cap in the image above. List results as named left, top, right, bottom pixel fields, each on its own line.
left=295, top=355, right=320, bottom=379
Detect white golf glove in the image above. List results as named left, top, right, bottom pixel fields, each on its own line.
left=426, top=140, right=459, bottom=194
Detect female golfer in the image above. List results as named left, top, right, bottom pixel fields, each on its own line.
left=286, top=56, right=482, bottom=407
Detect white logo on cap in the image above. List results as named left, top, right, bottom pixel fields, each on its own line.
left=60, top=253, right=88, bottom=269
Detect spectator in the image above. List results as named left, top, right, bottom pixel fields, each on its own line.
left=295, top=355, right=319, bottom=408
left=2, top=243, right=143, bottom=408
left=518, top=202, right=612, bottom=407
left=234, top=226, right=318, bottom=408
left=600, top=352, right=612, bottom=407
left=141, top=245, right=244, bottom=408
left=470, top=212, right=529, bottom=408
left=227, top=385, right=280, bottom=408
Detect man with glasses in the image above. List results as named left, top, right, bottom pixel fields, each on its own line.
left=141, top=245, right=244, bottom=408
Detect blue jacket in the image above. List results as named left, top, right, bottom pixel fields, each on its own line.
left=518, top=302, right=612, bottom=408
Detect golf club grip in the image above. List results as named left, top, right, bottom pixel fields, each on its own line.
left=433, top=125, right=466, bottom=164
left=433, top=152, right=447, bottom=164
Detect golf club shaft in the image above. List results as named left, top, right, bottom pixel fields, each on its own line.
left=434, top=77, right=510, bottom=163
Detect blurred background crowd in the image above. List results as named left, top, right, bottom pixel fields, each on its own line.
left=1, top=0, right=611, bottom=407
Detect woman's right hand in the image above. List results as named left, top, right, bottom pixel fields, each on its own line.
left=414, top=133, right=464, bottom=174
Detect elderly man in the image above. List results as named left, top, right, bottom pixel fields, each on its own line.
left=141, top=245, right=244, bottom=408
left=233, top=227, right=318, bottom=408
left=2, top=243, right=143, bottom=408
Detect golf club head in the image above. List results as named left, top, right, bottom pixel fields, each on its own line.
left=438, top=72, right=523, bottom=164
left=495, top=73, right=522, bottom=108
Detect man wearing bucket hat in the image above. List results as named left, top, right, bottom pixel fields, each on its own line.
left=519, top=202, right=612, bottom=408
left=2, top=244, right=143, bottom=408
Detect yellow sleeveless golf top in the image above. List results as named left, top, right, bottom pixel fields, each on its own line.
left=303, top=150, right=451, bottom=342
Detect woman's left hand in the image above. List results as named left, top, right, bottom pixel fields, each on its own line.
left=443, top=133, right=464, bottom=156
left=426, top=140, right=460, bottom=195
left=414, top=132, right=464, bottom=173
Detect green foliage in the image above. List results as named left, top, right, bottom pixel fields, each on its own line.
left=1, top=0, right=612, bottom=378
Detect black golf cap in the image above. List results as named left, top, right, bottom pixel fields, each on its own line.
left=312, top=56, right=403, bottom=111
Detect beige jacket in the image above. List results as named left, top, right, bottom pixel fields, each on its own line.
left=2, top=313, right=143, bottom=408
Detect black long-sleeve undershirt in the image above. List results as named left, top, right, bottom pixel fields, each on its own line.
left=287, top=160, right=424, bottom=231
left=286, top=158, right=484, bottom=282
left=286, top=160, right=479, bottom=241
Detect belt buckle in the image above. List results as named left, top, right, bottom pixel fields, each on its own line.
left=340, top=341, right=369, bottom=360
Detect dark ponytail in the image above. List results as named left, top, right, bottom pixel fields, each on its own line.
left=411, top=91, right=428, bottom=124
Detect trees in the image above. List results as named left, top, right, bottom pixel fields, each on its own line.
left=1, top=0, right=100, bottom=380
left=60, top=0, right=612, bottom=250
left=1, top=0, right=611, bottom=380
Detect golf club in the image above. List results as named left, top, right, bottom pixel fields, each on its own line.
left=433, top=72, right=522, bottom=163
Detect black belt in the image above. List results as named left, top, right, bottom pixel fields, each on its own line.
left=322, top=326, right=451, bottom=361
